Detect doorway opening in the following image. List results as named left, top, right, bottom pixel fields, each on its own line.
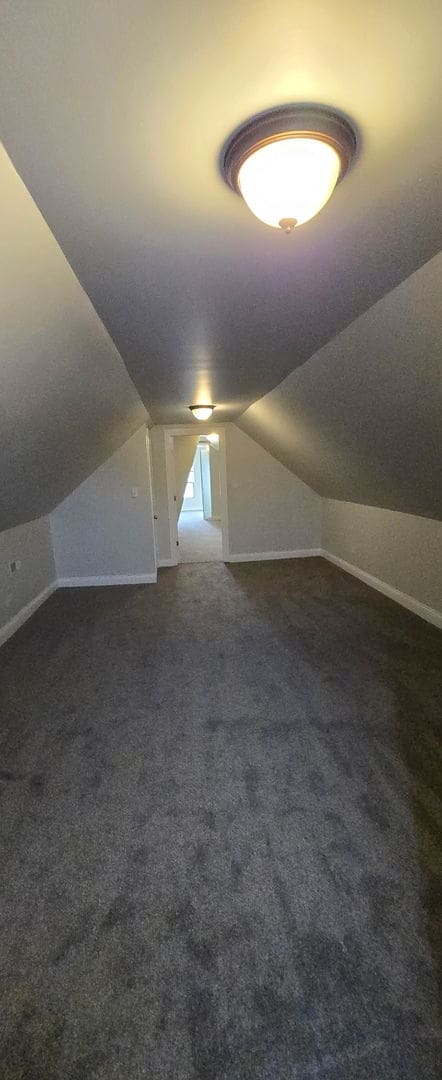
left=175, top=434, right=224, bottom=563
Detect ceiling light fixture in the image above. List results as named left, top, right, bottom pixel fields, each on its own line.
left=221, top=104, right=357, bottom=232
left=189, top=405, right=215, bottom=421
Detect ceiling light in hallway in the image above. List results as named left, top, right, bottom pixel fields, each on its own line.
left=221, top=104, right=357, bottom=232
left=189, top=405, right=215, bottom=420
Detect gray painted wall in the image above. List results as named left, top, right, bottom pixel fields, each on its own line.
left=0, top=145, right=147, bottom=531
left=322, top=500, right=442, bottom=612
left=238, top=254, right=442, bottom=521
left=50, top=428, right=156, bottom=581
left=0, top=517, right=55, bottom=637
left=226, top=425, right=321, bottom=556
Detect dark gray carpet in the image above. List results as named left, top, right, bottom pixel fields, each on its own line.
left=0, top=558, right=441, bottom=1079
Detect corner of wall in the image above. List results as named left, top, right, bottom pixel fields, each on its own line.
left=0, top=515, right=57, bottom=648
left=319, top=498, right=442, bottom=627
left=50, top=427, right=157, bottom=584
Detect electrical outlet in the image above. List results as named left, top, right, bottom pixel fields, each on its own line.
left=131, top=486, right=139, bottom=498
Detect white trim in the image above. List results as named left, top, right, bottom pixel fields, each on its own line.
left=164, top=430, right=179, bottom=565
left=321, top=551, right=442, bottom=629
left=144, top=429, right=159, bottom=576
left=2, top=552, right=439, bottom=654
left=0, top=581, right=57, bottom=649
left=218, top=429, right=230, bottom=562
left=227, top=548, right=322, bottom=563
left=157, top=559, right=175, bottom=568
left=57, top=573, right=157, bottom=587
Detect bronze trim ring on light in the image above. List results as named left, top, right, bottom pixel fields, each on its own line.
left=220, top=104, right=358, bottom=231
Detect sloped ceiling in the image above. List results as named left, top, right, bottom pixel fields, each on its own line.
left=0, top=147, right=147, bottom=532
left=0, top=2, right=441, bottom=529
left=1, top=1, right=441, bottom=427
left=238, top=254, right=442, bottom=521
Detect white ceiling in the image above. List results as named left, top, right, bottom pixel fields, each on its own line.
left=2, top=0, right=441, bottom=424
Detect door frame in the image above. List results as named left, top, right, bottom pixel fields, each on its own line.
left=164, top=425, right=229, bottom=565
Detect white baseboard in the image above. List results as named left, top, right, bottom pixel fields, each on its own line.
left=0, top=581, right=57, bottom=649
left=321, top=550, right=442, bottom=629
left=157, top=559, right=176, bottom=568
left=3, top=552, right=438, bottom=655
left=227, top=548, right=322, bottom=563
left=57, top=573, right=157, bottom=587
left=0, top=573, right=158, bottom=650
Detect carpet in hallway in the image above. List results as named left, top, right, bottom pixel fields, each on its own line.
left=178, top=511, right=222, bottom=563
left=0, top=558, right=441, bottom=1078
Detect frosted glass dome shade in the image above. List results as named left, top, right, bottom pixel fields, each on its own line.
left=190, top=406, right=214, bottom=420
left=238, top=136, right=341, bottom=230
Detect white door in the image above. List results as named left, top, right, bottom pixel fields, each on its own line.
left=181, top=448, right=203, bottom=511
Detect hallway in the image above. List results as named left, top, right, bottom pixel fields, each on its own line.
left=178, top=510, right=223, bottom=563
left=0, top=559, right=440, bottom=1078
